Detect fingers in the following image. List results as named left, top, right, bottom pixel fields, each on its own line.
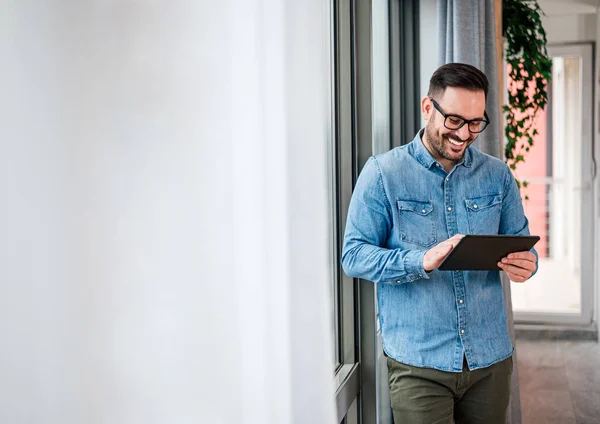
left=506, top=251, right=536, bottom=261
left=497, top=262, right=530, bottom=279
left=498, top=250, right=537, bottom=280
left=427, top=241, right=452, bottom=260
left=438, top=243, right=453, bottom=256
left=498, top=253, right=536, bottom=282
left=423, top=238, right=458, bottom=271
left=505, top=270, right=529, bottom=283
left=434, top=239, right=457, bottom=254
left=500, top=257, right=536, bottom=272
left=443, top=234, right=464, bottom=250
left=422, top=235, right=465, bottom=272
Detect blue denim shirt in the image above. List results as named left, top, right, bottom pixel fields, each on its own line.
left=342, top=132, right=538, bottom=372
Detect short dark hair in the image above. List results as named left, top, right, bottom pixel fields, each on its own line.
left=427, top=63, right=489, bottom=100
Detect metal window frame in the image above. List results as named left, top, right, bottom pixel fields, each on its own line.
left=333, top=0, right=420, bottom=422
left=389, top=0, right=421, bottom=147
left=351, top=1, right=421, bottom=423
left=333, top=0, right=361, bottom=422
left=353, top=0, right=377, bottom=422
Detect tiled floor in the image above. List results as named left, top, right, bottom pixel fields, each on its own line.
left=516, top=338, right=600, bottom=424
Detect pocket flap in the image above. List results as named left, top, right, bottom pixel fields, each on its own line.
left=397, top=199, right=433, bottom=216
left=465, top=194, right=501, bottom=211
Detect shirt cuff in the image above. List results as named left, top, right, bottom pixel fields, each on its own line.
left=396, top=249, right=429, bottom=284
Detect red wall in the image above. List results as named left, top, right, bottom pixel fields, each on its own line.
left=507, top=67, right=548, bottom=257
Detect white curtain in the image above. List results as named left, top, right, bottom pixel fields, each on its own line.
left=437, top=1, right=522, bottom=423
left=0, top=1, right=336, bottom=423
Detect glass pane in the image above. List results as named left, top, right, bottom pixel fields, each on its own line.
left=326, top=0, right=341, bottom=367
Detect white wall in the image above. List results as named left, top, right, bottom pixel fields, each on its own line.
left=543, top=14, right=597, bottom=44
left=0, top=1, right=336, bottom=423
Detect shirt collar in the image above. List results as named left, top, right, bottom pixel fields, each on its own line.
left=411, top=129, right=473, bottom=169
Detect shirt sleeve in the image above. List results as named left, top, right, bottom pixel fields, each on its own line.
left=341, top=157, right=429, bottom=284
left=499, top=165, right=539, bottom=276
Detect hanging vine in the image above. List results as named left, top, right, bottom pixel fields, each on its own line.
left=502, top=0, right=552, bottom=192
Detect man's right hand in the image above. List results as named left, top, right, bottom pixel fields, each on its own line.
left=423, top=234, right=464, bottom=272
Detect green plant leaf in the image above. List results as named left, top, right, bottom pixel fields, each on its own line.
left=502, top=0, right=551, bottom=186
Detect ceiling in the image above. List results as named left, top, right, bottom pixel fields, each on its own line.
left=537, top=0, right=598, bottom=16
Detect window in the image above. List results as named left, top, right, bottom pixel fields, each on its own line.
left=328, top=1, right=421, bottom=423
left=329, top=0, right=359, bottom=422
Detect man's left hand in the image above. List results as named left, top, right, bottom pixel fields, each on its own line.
left=497, top=251, right=537, bottom=283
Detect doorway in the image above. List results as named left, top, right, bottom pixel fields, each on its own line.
left=511, top=43, right=595, bottom=325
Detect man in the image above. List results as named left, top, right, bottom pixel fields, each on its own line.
left=341, top=63, right=537, bottom=423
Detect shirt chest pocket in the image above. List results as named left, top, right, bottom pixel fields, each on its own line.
left=397, top=200, right=437, bottom=248
left=465, top=194, right=502, bottom=234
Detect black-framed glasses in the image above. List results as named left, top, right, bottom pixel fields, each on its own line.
left=429, top=97, right=490, bottom=133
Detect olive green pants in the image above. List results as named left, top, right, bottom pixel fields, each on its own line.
left=387, top=355, right=513, bottom=424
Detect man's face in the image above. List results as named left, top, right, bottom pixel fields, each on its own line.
left=422, top=87, right=486, bottom=164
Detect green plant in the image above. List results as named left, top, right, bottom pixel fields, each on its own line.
left=502, top=0, right=552, bottom=192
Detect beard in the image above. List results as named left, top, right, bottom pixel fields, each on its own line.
left=424, top=120, right=475, bottom=163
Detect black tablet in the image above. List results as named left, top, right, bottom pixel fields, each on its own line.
left=438, top=235, right=540, bottom=271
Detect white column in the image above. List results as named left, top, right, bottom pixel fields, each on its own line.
left=0, top=1, right=336, bottom=423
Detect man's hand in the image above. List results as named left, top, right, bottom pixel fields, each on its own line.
left=497, top=251, right=537, bottom=282
left=423, top=234, right=464, bottom=272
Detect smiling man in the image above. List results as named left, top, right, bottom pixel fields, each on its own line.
left=342, top=63, right=538, bottom=423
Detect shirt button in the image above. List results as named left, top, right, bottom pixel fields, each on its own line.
left=447, top=206, right=452, bottom=211
left=455, top=270, right=459, bottom=273
left=446, top=177, right=449, bottom=182
left=421, top=209, right=426, bottom=213
left=418, top=274, right=422, bottom=278
left=474, top=204, right=478, bottom=209
left=459, top=299, right=464, bottom=304
left=396, top=280, right=401, bottom=283
left=461, top=329, right=465, bottom=334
